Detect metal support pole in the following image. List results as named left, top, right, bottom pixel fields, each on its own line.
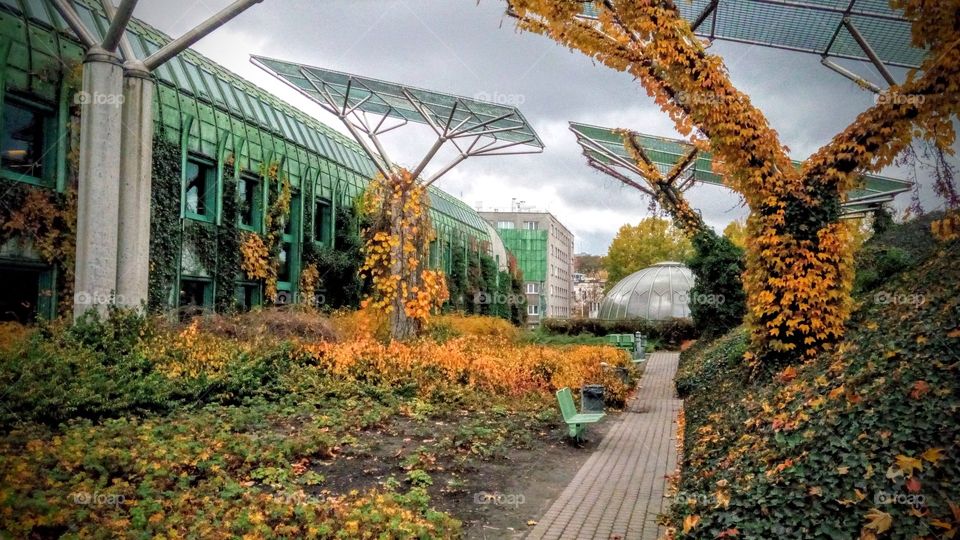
left=101, top=0, right=138, bottom=53
left=821, top=57, right=882, bottom=93
left=50, top=0, right=98, bottom=48
left=74, top=48, right=125, bottom=318
left=842, top=17, right=897, bottom=86
left=101, top=0, right=138, bottom=61
left=115, top=63, right=154, bottom=310
left=144, top=0, right=263, bottom=70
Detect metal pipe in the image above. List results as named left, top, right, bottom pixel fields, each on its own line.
left=101, top=0, right=138, bottom=54
left=690, top=0, right=718, bottom=32
left=144, top=0, right=263, bottom=70
left=841, top=17, right=897, bottom=86
left=821, top=57, right=883, bottom=92
left=50, top=0, right=98, bottom=48
left=411, top=136, right=446, bottom=180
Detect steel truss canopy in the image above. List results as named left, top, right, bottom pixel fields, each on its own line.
left=569, top=121, right=911, bottom=218
left=252, top=55, right=543, bottom=184
left=577, top=0, right=926, bottom=91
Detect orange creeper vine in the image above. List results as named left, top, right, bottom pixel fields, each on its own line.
left=507, top=0, right=960, bottom=365
left=361, top=170, right=448, bottom=340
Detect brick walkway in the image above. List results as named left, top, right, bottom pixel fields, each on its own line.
left=527, top=352, right=682, bottom=540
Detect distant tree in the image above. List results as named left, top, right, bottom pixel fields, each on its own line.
left=722, top=219, right=748, bottom=249
left=604, top=217, right=693, bottom=286
left=574, top=253, right=605, bottom=276
left=687, top=231, right=746, bottom=339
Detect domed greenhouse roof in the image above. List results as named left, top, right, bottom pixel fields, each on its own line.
left=599, top=262, right=695, bottom=321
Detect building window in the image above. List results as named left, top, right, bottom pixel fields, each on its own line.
left=528, top=304, right=539, bottom=316
left=237, top=175, right=261, bottom=230
left=496, top=221, right=515, bottom=229
left=0, top=266, right=42, bottom=323
left=235, top=282, right=261, bottom=310
left=526, top=282, right=539, bottom=294
left=1, top=97, right=54, bottom=183
left=179, top=278, right=212, bottom=319
left=524, top=221, right=538, bottom=230
left=185, top=159, right=217, bottom=221
left=314, top=198, right=333, bottom=246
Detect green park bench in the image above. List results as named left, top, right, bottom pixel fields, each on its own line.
left=556, top=387, right=605, bottom=440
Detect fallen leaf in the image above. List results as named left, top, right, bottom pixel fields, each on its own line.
left=526, top=520, right=537, bottom=527
left=922, top=448, right=944, bottom=464
left=863, top=508, right=893, bottom=534
left=683, top=514, right=701, bottom=534
left=896, top=455, right=924, bottom=476
left=906, top=476, right=922, bottom=493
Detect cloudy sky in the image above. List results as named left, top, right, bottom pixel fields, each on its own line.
left=134, top=0, right=957, bottom=254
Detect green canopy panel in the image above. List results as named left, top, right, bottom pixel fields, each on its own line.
left=252, top=55, right=543, bottom=148
left=569, top=121, right=911, bottom=217
left=580, top=0, right=926, bottom=69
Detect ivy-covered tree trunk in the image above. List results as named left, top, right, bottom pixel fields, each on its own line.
left=361, top=170, right=448, bottom=341
left=507, top=0, right=960, bottom=365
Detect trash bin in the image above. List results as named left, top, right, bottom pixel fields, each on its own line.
left=581, top=385, right=605, bottom=413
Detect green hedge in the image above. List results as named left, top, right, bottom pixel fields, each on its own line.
left=539, top=317, right=697, bottom=348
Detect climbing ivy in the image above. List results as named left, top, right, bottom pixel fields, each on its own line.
left=147, top=138, right=181, bottom=313
left=215, top=158, right=242, bottom=312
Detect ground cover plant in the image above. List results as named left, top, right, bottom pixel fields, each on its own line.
left=0, top=309, right=635, bottom=538
left=666, top=218, right=960, bottom=539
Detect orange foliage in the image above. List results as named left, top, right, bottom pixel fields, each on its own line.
left=506, top=0, right=960, bottom=363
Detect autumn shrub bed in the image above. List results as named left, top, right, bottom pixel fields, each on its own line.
left=666, top=228, right=959, bottom=539
left=0, top=310, right=633, bottom=537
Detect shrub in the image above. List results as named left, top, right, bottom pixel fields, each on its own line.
left=686, top=230, right=747, bottom=339
left=539, top=317, right=698, bottom=348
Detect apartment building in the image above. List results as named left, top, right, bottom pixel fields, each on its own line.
left=479, top=211, right=574, bottom=326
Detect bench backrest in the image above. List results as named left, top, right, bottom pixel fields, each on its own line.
left=605, top=334, right=621, bottom=345
left=556, top=387, right=578, bottom=421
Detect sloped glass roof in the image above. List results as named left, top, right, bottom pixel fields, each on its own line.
left=252, top=55, right=544, bottom=148
left=580, top=0, right=925, bottom=68
left=599, top=262, right=695, bottom=321
left=569, top=122, right=912, bottom=214
left=1, top=0, right=493, bottom=236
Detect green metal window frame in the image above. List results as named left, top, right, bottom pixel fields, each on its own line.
left=178, top=276, right=214, bottom=310
left=0, top=93, right=60, bottom=188
left=183, top=154, right=219, bottom=223
left=237, top=172, right=263, bottom=233
left=234, top=281, right=262, bottom=311
left=312, top=196, right=333, bottom=248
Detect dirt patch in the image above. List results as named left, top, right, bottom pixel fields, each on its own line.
left=309, top=408, right=619, bottom=538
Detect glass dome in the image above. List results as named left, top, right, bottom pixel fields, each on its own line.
left=599, top=261, right=695, bottom=321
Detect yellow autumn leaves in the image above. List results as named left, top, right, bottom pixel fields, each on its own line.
left=360, top=170, right=447, bottom=336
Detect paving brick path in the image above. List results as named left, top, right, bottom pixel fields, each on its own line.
left=527, top=352, right=682, bottom=540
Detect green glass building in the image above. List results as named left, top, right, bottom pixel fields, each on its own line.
left=0, top=0, right=502, bottom=321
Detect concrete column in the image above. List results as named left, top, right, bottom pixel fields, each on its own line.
left=74, top=48, right=124, bottom=319
left=116, top=63, right=154, bottom=310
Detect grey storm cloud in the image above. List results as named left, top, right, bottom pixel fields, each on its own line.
left=134, top=0, right=956, bottom=254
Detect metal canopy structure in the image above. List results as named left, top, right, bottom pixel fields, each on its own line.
left=252, top=55, right=544, bottom=185
left=577, top=0, right=926, bottom=92
left=569, top=121, right=911, bottom=219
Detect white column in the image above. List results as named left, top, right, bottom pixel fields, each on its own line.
left=74, top=48, right=124, bottom=318
left=115, top=63, right=154, bottom=310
